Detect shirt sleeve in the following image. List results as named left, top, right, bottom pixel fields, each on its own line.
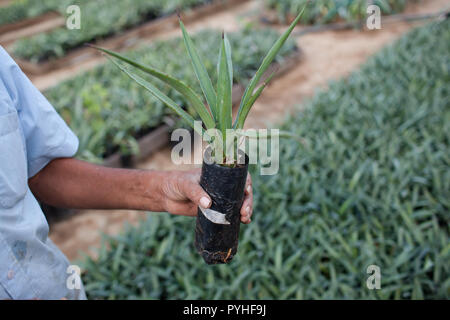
left=0, top=46, right=79, bottom=178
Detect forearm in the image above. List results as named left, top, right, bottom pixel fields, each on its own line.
left=28, top=158, right=166, bottom=211
left=28, top=157, right=253, bottom=222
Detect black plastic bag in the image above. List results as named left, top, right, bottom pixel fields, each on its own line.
left=195, top=150, right=249, bottom=264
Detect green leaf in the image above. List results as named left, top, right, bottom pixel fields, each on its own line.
left=224, top=33, right=233, bottom=89
left=234, top=3, right=308, bottom=129
left=235, top=71, right=276, bottom=129
left=216, top=35, right=232, bottom=141
left=179, top=20, right=218, bottom=122
left=90, top=45, right=215, bottom=130
left=236, top=127, right=303, bottom=143
left=107, top=58, right=203, bottom=136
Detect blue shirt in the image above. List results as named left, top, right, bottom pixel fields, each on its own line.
left=0, top=46, right=86, bottom=299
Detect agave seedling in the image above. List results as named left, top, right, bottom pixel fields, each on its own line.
left=90, top=5, right=307, bottom=264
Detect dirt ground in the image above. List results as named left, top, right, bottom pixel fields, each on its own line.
left=0, top=13, right=65, bottom=46
left=46, top=0, right=449, bottom=261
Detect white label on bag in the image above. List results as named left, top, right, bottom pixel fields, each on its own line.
left=199, top=207, right=230, bottom=225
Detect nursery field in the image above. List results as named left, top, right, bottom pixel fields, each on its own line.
left=0, top=0, right=72, bottom=26
left=79, top=20, right=449, bottom=299
left=7, top=0, right=213, bottom=62
left=2, top=0, right=447, bottom=301
left=265, top=0, right=414, bottom=24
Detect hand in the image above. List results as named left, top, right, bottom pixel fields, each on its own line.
left=160, top=169, right=253, bottom=224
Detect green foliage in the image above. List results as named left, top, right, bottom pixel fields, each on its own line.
left=11, top=0, right=212, bottom=62
left=44, top=28, right=297, bottom=161
left=99, top=9, right=305, bottom=163
left=80, top=20, right=449, bottom=299
left=234, top=6, right=306, bottom=130
left=0, top=0, right=77, bottom=26
left=179, top=20, right=219, bottom=125
left=265, top=0, right=412, bottom=24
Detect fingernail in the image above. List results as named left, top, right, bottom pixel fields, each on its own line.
left=246, top=206, right=250, bottom=214
left=247, top=185, right=251, bottom=193
left=200, top=197, right=211, bottom=208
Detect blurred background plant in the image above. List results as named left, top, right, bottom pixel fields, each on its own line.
left=265, top=0, right=416, bottom=24
left=80, top=20, right=450, bottom=299
left=10, top=0, right=213, bottom=62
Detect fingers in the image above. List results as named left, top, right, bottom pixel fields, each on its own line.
left=180, top=172, right=211, bottom=210
left=163, top=170, right=210, bottom=216
left=167, top=170, right=254, bottom=224
left=166, top=200, right=198, bottom=217
left=241, top=173, right=253, bottom=224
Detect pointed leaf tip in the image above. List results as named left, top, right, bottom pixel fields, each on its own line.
left=234, top=2, right=308, bottom=129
